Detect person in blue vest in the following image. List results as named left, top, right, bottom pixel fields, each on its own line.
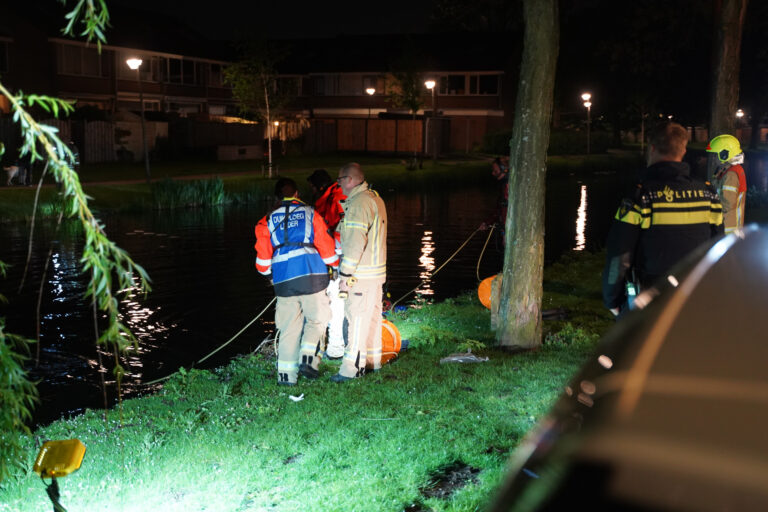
left=255, top=178, right=339, bottom=385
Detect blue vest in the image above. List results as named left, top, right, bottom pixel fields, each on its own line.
left=268, top=200, right=329, bottom=297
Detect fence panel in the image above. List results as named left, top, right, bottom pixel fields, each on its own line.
left=366, top=120, right=396, bottom=152
left=84, top=121, right=115, bottom=163
left=303, top=120, right=337, bottom=153
left=337, top=119, right=366, bottom=151
left=396, top=119, right=423, bottom=154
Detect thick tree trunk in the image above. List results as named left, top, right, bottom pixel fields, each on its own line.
left=496, top=0, right=559, bottom=349
left=708, top=0, right=748, bottom=179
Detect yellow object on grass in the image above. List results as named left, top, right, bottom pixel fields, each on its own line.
left=33, top=439, right=86, bottom=478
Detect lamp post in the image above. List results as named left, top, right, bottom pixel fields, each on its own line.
left=581, top=92, right=592, bottom=155
left=365, top=87, right=375, bottom=119
left=270, top=120, right=279, bottom=174
left=126, top=58, right=151, bottom=184
left=424, top=79, right=437, bottom=163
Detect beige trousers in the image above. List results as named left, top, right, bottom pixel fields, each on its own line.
left=339, top=279, right=383, bottom=378
left=275, top=289, right=331, bottom=384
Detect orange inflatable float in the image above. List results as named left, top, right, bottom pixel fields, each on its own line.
left=369, top=319, right=402, bottom=368
left=478, top=274, right=502, bottom=309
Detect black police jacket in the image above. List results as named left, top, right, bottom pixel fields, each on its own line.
left=602, top=161, right=724, bottom=309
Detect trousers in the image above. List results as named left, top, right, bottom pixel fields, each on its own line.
left=275, top=289, right=331, bottom=384
left=339, top=279, right=382, bottom=378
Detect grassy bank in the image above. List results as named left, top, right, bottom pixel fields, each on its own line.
left=0, top=153, right=644, bottom=222
left=0, top=252, right=612, bottom=512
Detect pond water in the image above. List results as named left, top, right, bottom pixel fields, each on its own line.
left=0, top=167, right=685, bottom=425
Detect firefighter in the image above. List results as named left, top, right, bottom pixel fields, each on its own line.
left=603, top=122, right=724, bottom=317
left=332, top=162, right=387, bottom=382
left=706, top=134, right=747, bottom=234
left=307, top=168, right=346, bottom=233
left=255, top=178, right=339, bottom=385
left=307, top=169, right=347, bottom=359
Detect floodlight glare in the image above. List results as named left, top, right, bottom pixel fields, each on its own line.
left=365, top=87, right=375, bottom=96
left=424, top=80, right=436, bottom=90
left=126, top=58, right=143, bottom=70
left=581, top=92, right=591, bottom=101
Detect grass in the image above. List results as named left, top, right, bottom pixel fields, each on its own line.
left=0, top=252, right=612, bottom=512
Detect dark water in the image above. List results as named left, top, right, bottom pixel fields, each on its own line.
left=0, top=169, right=654, bottom=425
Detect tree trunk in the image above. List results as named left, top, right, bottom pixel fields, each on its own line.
left=496, top=0, right=559, bottom=349
left=708, top=0, right=748, bottom=179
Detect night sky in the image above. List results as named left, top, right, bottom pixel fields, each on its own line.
left=112, top=0, right=435, bottom=40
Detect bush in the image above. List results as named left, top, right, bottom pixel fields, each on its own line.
left=481, top=128, right=615, bottom=156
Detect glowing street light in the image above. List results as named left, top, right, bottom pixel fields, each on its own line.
left=365, top=87, right=375, bottom=119
left=126, top=58, right=151, bottom=184
left=425, top=79, right=437, bottom=163
left=736, top=109, right=745, bottom=119
left=581, top=92, right=592, bottom=155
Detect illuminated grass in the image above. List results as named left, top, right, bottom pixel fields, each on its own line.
left=0, top=253, right=611, bottom=511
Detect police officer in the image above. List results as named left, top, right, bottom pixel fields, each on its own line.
left=255, top=178, right=339, bottom=385
left=332, top=163, right=387, bottom=382
left=603, top=122, right=724, bottom=316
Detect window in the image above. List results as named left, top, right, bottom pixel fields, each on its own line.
left=439, top=74, right=466, bottom=95
left=0, top=40, right=9, bottom=74
left=57, top=44, right=104, bottom=77
left=209, top=105, right=226, bottom=116
left=312, top=76, right=326, bottom=96
left=338, top=74, right=362, bottom=96
left=151, top=56, right=167, bottom=82
left=182, top=60, right=195, bottom=84
left=169, top=58, right=182, bottom=83
left=209, top=63, right=223, bottom=87
left=469, top=74, right=499, bottom=95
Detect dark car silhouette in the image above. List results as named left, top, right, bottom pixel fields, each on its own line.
left=490, top=226, right=768, bottom=512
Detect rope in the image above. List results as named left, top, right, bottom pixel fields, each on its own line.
left=475, top=224, right=496, bottom=282
left=142, top=296, right=277, bottom=386
left=390, top=227, right=480, bottom=310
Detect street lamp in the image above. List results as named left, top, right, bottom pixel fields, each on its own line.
left=365, top=87, right=375, bottom=119
left=126, top=58, right=151, bottom=184
left=581, top=92, right=592, bottom=155
left=424, top=79, right=437, bottom=163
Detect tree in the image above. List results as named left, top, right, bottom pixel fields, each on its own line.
left=387, top=67, right=426, bottom=169
left=387, top=69, right=424, bottom=120
left=709, top=0, right=749, bottom=177
left=739, top=0, right=768, bottom=149
left=0, top=0, right=149, bottom=481
left=224, top=41, right=293, bottom=178
left=495, top=0, right=559, bottom=349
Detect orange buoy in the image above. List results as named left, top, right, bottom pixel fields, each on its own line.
left=478, top=274, right=502, bottom=309
left=380, top=319, right=402, bottom=365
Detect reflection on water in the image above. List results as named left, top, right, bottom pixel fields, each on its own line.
left=417, top=231, right=435, bottom=297
left=574, top=185, right=588, bottom=251
left=0, top=176, right=629, bottom=425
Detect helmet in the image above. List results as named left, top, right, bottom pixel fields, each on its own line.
left=706, top=134, right=742, bottom=163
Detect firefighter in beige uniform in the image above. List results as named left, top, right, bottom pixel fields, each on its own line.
left=332, top=163, right=387, bottom=382
left=706, top=134, right=747, bottom=234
